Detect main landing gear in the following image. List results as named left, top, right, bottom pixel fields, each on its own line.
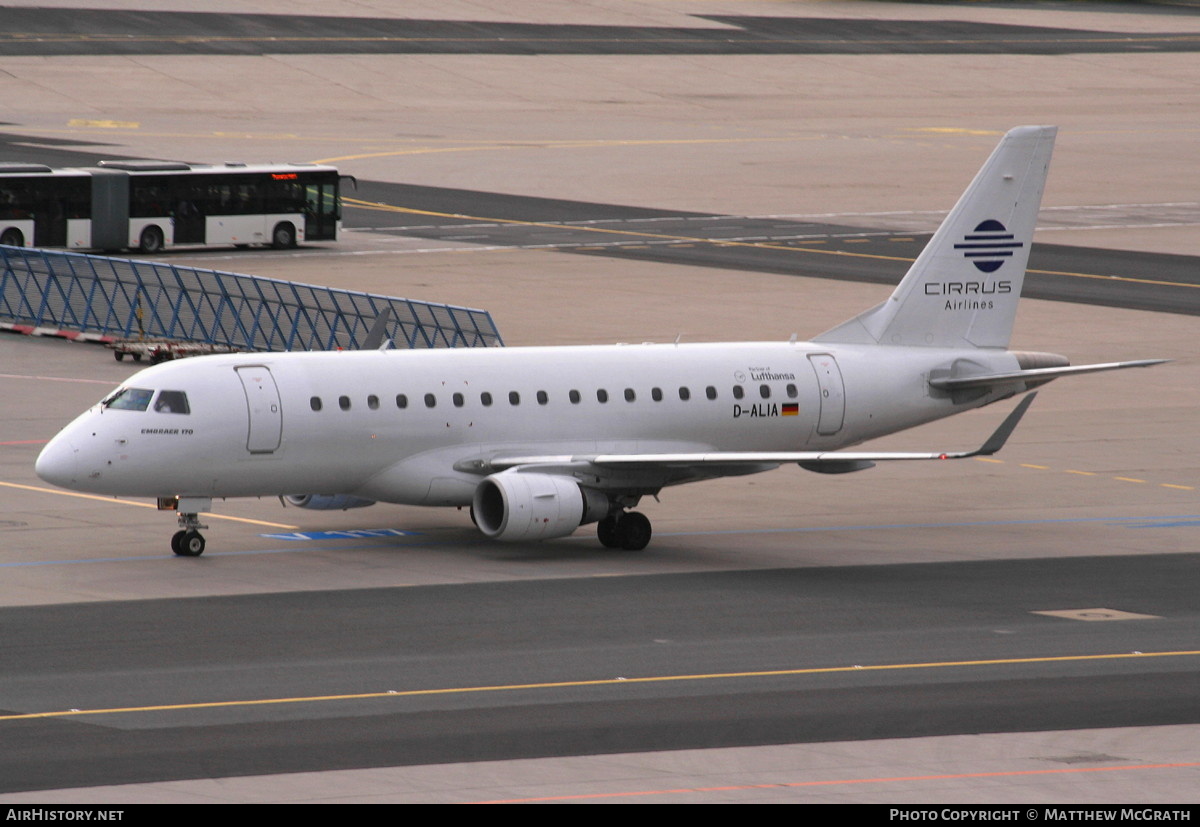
left=596, top=511, right=652, bottom=551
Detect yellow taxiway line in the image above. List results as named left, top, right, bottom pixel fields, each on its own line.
left=2, top=649, right=1195, bottom=723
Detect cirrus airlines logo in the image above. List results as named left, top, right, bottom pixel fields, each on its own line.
left=953, top=219, right=1024, bottom=273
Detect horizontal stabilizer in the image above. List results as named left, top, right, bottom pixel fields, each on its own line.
left=929, top=359, right=1168, bottom=391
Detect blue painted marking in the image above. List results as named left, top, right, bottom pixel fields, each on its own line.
left=259, top=528, right=423, bottom=541
left=1127, top=519, right=1200, bottom=529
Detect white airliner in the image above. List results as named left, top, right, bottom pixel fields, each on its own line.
left=36, top=126, right=1163, bottom=556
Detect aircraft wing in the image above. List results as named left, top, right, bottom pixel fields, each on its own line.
left=466, top=392, right=1037, bottom=477
left=929, top=359, right=1166, bottom=391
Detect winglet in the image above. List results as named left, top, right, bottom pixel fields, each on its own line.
left=968, top=391, right=1037, bottom=457
left=360, top=307, right=393, bottom=350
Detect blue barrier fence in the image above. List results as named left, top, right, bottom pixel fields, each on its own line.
left=0, top=246, right=503, bottom=350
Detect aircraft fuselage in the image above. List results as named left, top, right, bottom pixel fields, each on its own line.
left=36, top=341, right=1020, bottom=506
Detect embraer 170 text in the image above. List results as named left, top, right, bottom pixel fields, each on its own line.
left=36, top=126, right=1164, bottom=556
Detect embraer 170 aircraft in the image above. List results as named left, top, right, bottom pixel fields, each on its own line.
left=36, top=126, right=1163, bottom=556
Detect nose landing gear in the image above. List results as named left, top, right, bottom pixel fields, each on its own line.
left=159, top=497, right=210, bottom=557
left=171, top=526, right=206, bottom=557
left=171, top=511, right=208, bottom=557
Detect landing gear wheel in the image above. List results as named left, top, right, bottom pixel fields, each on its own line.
left=615, top=511, right=652, bottom=551
left=138, top=225, right=164, bottom=254
left=172, top=530, right=205, bottom=557
left=597, top=515, right=620, bottom=548
left=271, top=222, right=296, bottom=249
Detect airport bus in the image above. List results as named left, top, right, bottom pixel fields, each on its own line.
left=0, top=160, right=347, bottom=252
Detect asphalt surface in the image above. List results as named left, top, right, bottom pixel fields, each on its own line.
left=344, top=181, right=1200, bottom=315
left=2, top=554, right=1197, bottom=793
left=1, top=9, right=1198, bottom=57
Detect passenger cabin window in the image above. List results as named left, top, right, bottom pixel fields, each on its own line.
left=759, top=384, right=770, bottom=399
left=310, top=396, right=322, bottom=412
left=706, top=386, right=717, bottom=400
left=786, top=383, right=798, bottom=398
left=103, top=387, right=154, bottom=411
left=481, top=392, right=493, bottom=407
left=424, top=393, right=436, bottom=408
left=679, top=387, right=690, bottom=401
left=509, top=391, right=520, bottom=406
left=732, top=386, right=744, bottom=400
left=339, top=395, right=351, bottom=411
left=569, top=390, right=581, bottom=404
left=537, top=390, right=549, bottom=405
left=624, top=388, right=636, bottom=402
left=597, top=389, right=608, bottom=403
left=367, top=395, right=380, bottom=410
left=651, top=387, right=663, bottom=402
left=453, top=393, right=464, bottom=408
left=154, top=390, right=190, bottom=414
left=396, top=394, right=408, bottom=409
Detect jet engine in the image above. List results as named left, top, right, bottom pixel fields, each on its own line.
left=472, top=471, right=609, bottom=542
left=283, top=494, right=376, bottom=511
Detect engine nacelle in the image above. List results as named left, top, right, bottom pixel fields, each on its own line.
left=472, top=471, right=609, bottom=542
left=284, top=494, right=376, bottom=511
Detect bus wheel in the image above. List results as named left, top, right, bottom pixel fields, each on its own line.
left=138, top=226, right=164, bottom=254
left=271, top=222, right=296, bottom=249
left=0, top=228, right=24, bottom=247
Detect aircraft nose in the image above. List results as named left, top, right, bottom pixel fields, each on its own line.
left=36, top=434, right=78, bottom=488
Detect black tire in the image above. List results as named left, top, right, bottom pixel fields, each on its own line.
left=0, top=227, right=24, bottom=247
left=114, top=351, right=125, bottom=362
left=616, top=511, right=652, bottom=551
left=174, top=530, right=205, bottom=557
left=271, top=222, right=296, bottom=249
left=597, top=515, right=621, bottom=548
left=138, top=225, right=164, bottom=254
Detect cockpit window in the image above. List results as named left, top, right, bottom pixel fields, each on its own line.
left=103, top=387, right=154, bottom=411
left=154, top=390, right=190, bottom=414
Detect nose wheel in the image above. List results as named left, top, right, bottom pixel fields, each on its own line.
left=171, top=512, right=208, bottom=557
left=597, top=511, right=652, bottom=551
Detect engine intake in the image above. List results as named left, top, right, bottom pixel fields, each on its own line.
left=473, top=472, right=609, bottom=542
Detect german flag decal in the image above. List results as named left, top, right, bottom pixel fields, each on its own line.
left=782, top=403, right=799, bottom=416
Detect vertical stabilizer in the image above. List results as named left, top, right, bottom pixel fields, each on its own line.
left=814, top=126, right=1056, bottom=349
